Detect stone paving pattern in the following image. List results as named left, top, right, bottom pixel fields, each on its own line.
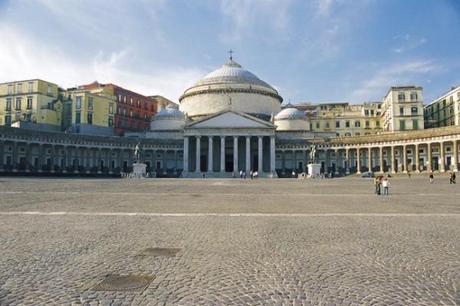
left=0, top=176, right=459, bottom=305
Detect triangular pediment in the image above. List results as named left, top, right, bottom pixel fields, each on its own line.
left=186, top=111, right=274, bottom=129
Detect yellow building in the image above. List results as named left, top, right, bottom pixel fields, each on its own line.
left=67, top=89, right=116, bottom=136
left=294, top=102, right=383, bottom=137
left=382, top=86, right=424, bottom=132
left=0, top=79, right=64, bottom=131
left=424, top=85, right=460, bottom=128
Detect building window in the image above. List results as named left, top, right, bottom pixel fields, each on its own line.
left=412, top=119, right=418, bottom=129
left=27, top=97, right=32, bottom=109
left=370, top=110, right=374, bottom=116
left=109, top=103, right=114, bottom=114
left=137, top=99, right=141, bottom=108
left=345, top=121, right=350, bottom=128
left=76, top=111, right=81, bottom=124
left=7, top=84, right=13, bottom=94
left=124, top=96, right=126, bottom=103
left=87, top=113, right=93, bottom=124
left=5, top=115, right=11, bottom=126
left=130, top=98, right=133, bottom=105
left=76, top=96, right=82, bottom=109
left=365, top=120, right=370, bottom=128
left=28, top=82, right=33, bottom=93
left=376, top=120, right=380, bottom=127
left=123, top=108, right=126, bottom=116
left=108, top=117, right=114, bottom=127
left=364, top=109, right=369, bottom=116
left=118, top=94, right=122, bottom=102
left=316, top=122, right=320, bottom=129
left=15, top=97, right=22, bottom=110
left=17, top=83, right=22, bottom=94
left=400, top=120, right=406, bottom=130
left=400, top=107, right=404, bottom=115
left=354, top=121, right=360, bottom=128
left=398, top=92, right=405, bottom=102
left=411, top=106, right=418, bottom=115
left=47, top=85, right=52, bottom=95
left=325, top=122, right=330, bottom=128
left=88, top=97, right=93, bottom=111
left=6, top=98, right=11, bottom=111
left=410, top=92, right=417, bottom=101
left=355, top=132, right=360, bottom=136
left=335, top=121, right=340, bottom=128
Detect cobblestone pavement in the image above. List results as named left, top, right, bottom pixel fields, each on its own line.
left=0, top=177, right=459, bottom=305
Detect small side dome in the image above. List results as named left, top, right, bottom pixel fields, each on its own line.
left=274, top=107, right=310, bottom=131
left=150, top=106, right=185, bottom=131
left=275, top=107, right=306, bottom=120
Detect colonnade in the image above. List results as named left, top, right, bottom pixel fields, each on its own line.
left=276, top=139, right=459, bottom=175
left=183, top=135, right=276, bottom=175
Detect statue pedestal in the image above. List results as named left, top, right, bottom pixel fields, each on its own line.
left=307, top=163, right=321, bottom=178
left=132, top=163, right=147, bottom=178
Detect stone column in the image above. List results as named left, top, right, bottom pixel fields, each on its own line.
left=183, top=137, right=189, bottom=173
left=345, top=148, right=350, bottom=174
left=391, top=146, right=396, bottom=174
left=356, top=148, right=361, bottom=174
left=415, top=144, right=420, bottom=172
left=270, top=136, right=276, bottom=174
left=208, top=136, right=213, bottom=173
left=163, top=150, right=168, bottom=173
left=379, top=146, right=384, bottom=173
left=427, top=143, right=432, bottom=172
left=220, top=136, right=226, bottom=173
left=439, top=142, right=445, bottom=172
left=26, top=143, right=32, bottom=171
left=403, top=145, right=407, bottom=173
left=12, top=142, right=18, bottom=170
left=233, top=136, right=239, bottom=173
left=281, top=151, right=286, bottom=173
left=245, top=136, right=251, bottom=173
left=258, top=136, right=263, bottom=173
left=38, top=144, right=45, bottom=172
left=368, top=147, right=372, bottom=171
left=453, top=140, right=458, bottom=171
left=0, top=140, right=4, bottom=170
left=334, top=148, right=339, bottom=175
left=195, top=136, right=201, bottom=173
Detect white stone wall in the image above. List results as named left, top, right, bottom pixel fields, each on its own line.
left=150, top=119, right=184, bottom=131
left=275, top=119, right=310, bottom=131
left=180, top=83, right=281, bottom=118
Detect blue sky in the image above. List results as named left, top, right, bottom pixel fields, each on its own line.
left=0, top=0, right=459, bottom=104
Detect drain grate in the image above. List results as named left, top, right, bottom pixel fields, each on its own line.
left=91, top=274, right=154, bottom=292
left=137, top=247, right=181, bottom=257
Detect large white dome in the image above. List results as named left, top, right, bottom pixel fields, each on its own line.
left=274, top=107, right=310, bottom=131
left=179, top=58, right=282, bottom=119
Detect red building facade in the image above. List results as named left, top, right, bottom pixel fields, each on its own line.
left=80, top=82, right=158, bottom=135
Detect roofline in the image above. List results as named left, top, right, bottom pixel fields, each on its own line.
left=424, top=85, right=460, bottom=108
left=384, top=86, right=423, bottom=98
left=185, top=109, right=276, bottom=128
left=0, top=78, right=60, bottom=87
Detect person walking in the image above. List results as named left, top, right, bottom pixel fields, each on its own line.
left=407, top=169, right=411, bottom=178
left=429, top=171, right=434, bottom=184
left=374, top=176, right=381, bottom=195
left=382, top=177, right=390, bottom=195
left=449, top=171, right=454, bottom=184
left=453, top=171, right=457, bottom=184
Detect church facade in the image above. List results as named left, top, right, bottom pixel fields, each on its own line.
left=1, top=58, right=460, bottom=177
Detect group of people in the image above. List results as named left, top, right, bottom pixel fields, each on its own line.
left=237, top=170, right=259, bottom=179
left=374, top=175, right=390, bottom=195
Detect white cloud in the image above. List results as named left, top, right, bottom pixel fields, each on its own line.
left=350, top=60, right=442, bottom=101
left=0, top=26, right=204, bottom=101
left=219, top=0, right=291, bottom=42
left=392, top=34, right=427, bottom=54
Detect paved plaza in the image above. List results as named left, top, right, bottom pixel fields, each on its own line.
left=0, top=176, right=459, bottom=305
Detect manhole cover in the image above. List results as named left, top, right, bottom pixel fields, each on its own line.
left=137, top=247, right=181, bottom=257
left=91, top=274, right=154, bottom=292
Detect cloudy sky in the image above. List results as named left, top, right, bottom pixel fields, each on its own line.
left=0, top=0, right=459, bottom=104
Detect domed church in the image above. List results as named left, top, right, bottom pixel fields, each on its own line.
left=146, top=56, right=332, bottom=178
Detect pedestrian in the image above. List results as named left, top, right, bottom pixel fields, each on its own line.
left=449, top=171, right=453, bottom=184
left=250, top=170, right=253, bottom=180
left=239, top=170, right=243, bottom=179
left=374, top=176, right=381, bottom=195
left=407, top=169, right=411, bottom=178
left=453, top=172, right=457, bottom=184
left=382, top=177, right=390, bottom=195
left=429, top=171, right=434, bottom=183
